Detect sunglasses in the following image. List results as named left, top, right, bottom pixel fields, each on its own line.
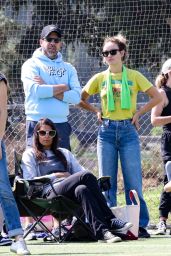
left=102, top=49, right=120, bottom=57
left=44, top=37, right=61, bottom=43
left=37, top=130, right=56, bottom=138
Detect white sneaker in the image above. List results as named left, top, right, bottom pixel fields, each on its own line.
left=98, top=230, right=122, bottom=243
left=10, top=239, right=30, bottom=255
left=155, top=220, right=167, bottom=235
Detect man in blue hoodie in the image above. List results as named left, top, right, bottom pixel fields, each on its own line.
left=21, top=24, right=81, bottom=150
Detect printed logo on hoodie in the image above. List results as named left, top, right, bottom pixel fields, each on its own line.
left=45, top=66, right=66, bottom=77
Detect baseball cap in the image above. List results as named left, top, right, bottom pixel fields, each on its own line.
left=161, top=59, right=171, bottom=75
left=40, top=25, right=62, bottom=39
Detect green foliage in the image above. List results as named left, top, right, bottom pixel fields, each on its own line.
left=1, top=0, right=171, bottom=93
left=0, top=8, right=23, bottom=90
left=5, top=0, right=171, bottom=65
left=151, top=127, right=162, bottom=136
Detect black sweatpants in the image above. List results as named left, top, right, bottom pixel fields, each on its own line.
left=159, top=131, right=171, bottom=218
left=159, top=174, right=171, bottom=218
left=47, top=171, right=114, bottom=239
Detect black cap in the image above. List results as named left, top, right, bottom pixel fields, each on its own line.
left=40, top=25, right=62, bottom=39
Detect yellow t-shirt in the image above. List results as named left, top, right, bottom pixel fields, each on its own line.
left=83, top=68, right=153, bottom=120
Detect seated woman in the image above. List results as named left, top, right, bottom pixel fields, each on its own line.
left=21, top=118, right=132, bottom=243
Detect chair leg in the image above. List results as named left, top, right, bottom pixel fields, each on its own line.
left=59, top=216, right=97, bottom=243
left=54, top=204, right=97, bottom=243
left=59, top=222, right=73, bottom=243
left=58, top=217, right=62, bottom=241
left=60, top=204, right=97, bottom=241
left=73, top=216, right=97, bottom=241
left=19, top=200, right=59, bottom=242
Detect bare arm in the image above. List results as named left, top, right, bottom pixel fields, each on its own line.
left=151, top=89, right=171, bottom=126
left=132, top=86, right=162, bottom=129
left=78, top=91, right=102, bottom=122
left=0, top=81, right=8, bottom=159
left=51, top=171, right=71, bottom=178
left=33, top=171, right=71, bottom=181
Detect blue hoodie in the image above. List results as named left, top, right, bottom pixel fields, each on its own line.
left=21, top=48, right=81, bottom=122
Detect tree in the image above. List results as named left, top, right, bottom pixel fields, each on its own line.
left=1, top=0, right=171, bottom=100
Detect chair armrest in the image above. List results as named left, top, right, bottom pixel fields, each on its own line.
left=27, top=177, right=51, bottom=185
left=97, top=176, right=111, bottom=192
left=97, top=176, right=111, bottom=182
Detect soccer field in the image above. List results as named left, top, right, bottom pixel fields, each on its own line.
left=1, top=235, right=171, bottom=256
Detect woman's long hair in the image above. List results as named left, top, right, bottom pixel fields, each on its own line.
left=155, top=73, right=168, bottom=89
left=33, top=118, right=67, bottom=170
left=0, top=73, right=11, bottom=96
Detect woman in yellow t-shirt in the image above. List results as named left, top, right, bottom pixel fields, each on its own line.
left=79, top=34, right=161, bottom=238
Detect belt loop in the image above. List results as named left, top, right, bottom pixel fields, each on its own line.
left=102, top=119, right=109, bottom=127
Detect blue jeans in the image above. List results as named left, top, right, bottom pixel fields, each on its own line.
left=0, top=142, right=23, bottom=237
left=26, top=120, right=72, bottom=150
left=97, top=119, right=150, bottom=228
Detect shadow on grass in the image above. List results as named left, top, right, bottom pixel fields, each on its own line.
left=30, top=254, right=120, bottom=256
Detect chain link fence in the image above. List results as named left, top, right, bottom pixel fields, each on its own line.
left=2, top=0, right=171, bottom=225
left=4, top=103, right=163, bottom=224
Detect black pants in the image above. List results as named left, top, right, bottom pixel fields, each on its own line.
left=47, top=171, right=114, bottom=239
left=159, top=174, right=171, bottom=218
left=159, top=131, right=171, bottom=218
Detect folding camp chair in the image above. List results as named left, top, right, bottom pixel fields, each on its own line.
left=13, top=149, right=97, bottom=242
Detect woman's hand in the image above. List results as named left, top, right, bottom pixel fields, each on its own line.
left=56, top=172, right=71, bottom=178
left=97, top=111, right=102, bottom=123
left=46, top=172, right=71, bottom=179
left=34, top=172, right=71, bottom=182
left=132, top=111, right=140, bottom=130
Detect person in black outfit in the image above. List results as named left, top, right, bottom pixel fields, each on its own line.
left=151, top=58, right=171, bottom=235
left=21, top=118, right=133, bottom=243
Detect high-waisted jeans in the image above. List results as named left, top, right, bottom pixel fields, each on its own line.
left=0, top=141, right=23, bottom=237
left=97, top=119, right=149, bottom=228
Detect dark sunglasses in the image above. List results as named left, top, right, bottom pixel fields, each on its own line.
left=102, top=49, right=120, bottom=57
left=44, top=37, right=61, bottom=43
left=37, top=130, right=56, bottom=138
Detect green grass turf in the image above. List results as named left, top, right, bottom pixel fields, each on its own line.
left=1, top=235, right=171, bottom=256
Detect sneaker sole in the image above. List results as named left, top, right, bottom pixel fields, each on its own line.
left=155, top=230, right=166, bottom=235
left=0, top=241, right=12, bottom=246
left=106, top=237, right=122, bottom=243
left=10, top=248, right=31, bottom=255
left=98, top=237, right=122, bottom=243
left=138, top=234, right=151, bottom=238
left=113, top=222, right=133, bottom=233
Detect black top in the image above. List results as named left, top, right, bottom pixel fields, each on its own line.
left=161, top=86, right=171, bottom=132
left=38, top=155, right=66, bottom=176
